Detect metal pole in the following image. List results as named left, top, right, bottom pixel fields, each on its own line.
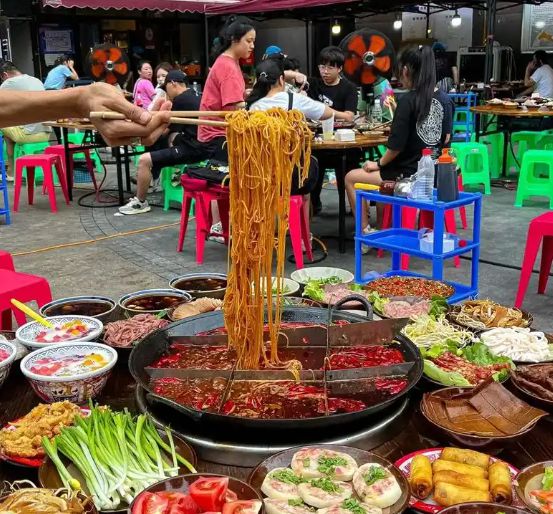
left=204, top=15, right=210, bottom=71
left=426, top=3, right=430, bottom=37
left=484, top=0, right=497, bottom=83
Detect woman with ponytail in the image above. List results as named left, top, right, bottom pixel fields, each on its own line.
left=345, top=44, right=454, bottom=234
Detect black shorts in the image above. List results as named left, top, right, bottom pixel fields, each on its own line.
left=150, top=139, right=208, bottom=179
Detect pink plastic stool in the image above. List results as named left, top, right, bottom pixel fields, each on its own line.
left=0, top=251, right=14, bottom=271
left=288, top=195, right=313, bottom=269
left=45, top=145, right=98, bottom=191
left=14, top=154, right=69, bottom=213
left=514, top=212, right=553, bottom=308
left=177, top=177, right=230, bottom=264
left=0, top=269, right=52, bottom=330
left=378, top=205, right=460, bottom=269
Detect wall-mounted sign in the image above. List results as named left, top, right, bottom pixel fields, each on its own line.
left=521, top=3, right=553, bottom=53
left=39, top=26, right=74, bottom=54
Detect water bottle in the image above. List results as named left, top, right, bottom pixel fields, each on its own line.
left=437, top=148, right=459, bottom=202
left=372, top=99, right=383, bottom=124
left=191, top=81, right=201, bottom=95
left=409, top=148, right=435, bottom=201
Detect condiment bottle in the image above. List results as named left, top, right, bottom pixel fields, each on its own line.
left=436, top=148, right=459, bottom=202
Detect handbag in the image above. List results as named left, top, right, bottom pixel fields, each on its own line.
left=185, top=160, right=229, bottom=185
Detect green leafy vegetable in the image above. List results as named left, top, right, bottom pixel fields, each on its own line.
left=350, top=284, right=363, bottom=292
left=429, top=296, right=448, bottom=319
left=303, top=458, right=311, bottom=467
left=367, top=292, right=389, bottom=314
left=342, top=499, right=367, bottom=514
left=42, top=403, right=196, bottom=511
left=317, top=456, right=348, bottom=475
left=272, top=469, right=304, bottom=485
left=423, top=359, right=472, bottom=387
left=363, top=465, right=387, bottom=485
left=303, top=280, right=325, bottom=301
left=288, top=500, right=316, bottom=511
left=310, top=478, right=340, bottom=493
left=462, top=342, right=514, bottom=368
left=543, top=466, right=553, bottom=491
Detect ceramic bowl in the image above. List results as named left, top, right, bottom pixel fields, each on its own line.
left=16, top=316, right=103, bottom=349
left=20, top=342, right=118, bottom=404
left=40, top=296, right=117, bottom=323
left=259, top=277, right=301, bottom=297
left=119, top=289, right=192, bottom=316
left=514, top=460, right=553, bottom=514
left=130, top=474, right=262, bottom=513
left=290, top=267, right=354, bottom=285
left=0, top=340, right=17, bottom=390
left=439, top=502, right=529, bottom=514
left=170, top=273, right=228, bottom=299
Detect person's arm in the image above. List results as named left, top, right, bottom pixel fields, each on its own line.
left=451, top=66, right=459, bottom=87
left=285, top=70, right=307, bottom=86
left=66, top=60, right=79, bottom=80
left=523, top=61, right=538, bottom=95
left=0, top=82, right=171, bottom=147
left=327, top=107, right=352, bottom=121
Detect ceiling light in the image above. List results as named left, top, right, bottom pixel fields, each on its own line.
left=331, top=20, right=342, bottom=35
left=451, top=11, right=462, bottom=27
left=536, top=20, right=546, bottom=29
left=393, top=13, right=402, bottom=30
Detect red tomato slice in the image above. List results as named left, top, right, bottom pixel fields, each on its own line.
left=132, top=491, right=154, bottom=514
left=222, top=500, right=262, bottom=514
left=144, top=494, right=170, bottom=514
left=189, top=477, right=229, bottom=512
left=225, top=490, right=238, bottom=503
left=157, top=492, right=199, bottom=514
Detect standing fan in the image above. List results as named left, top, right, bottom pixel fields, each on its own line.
left=87, top=44, right=130, bottom=86
left=339, top=29, right=395, bottom=86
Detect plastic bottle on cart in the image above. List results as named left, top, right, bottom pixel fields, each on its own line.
left=409, top=148, right=435, bottom=201
left=191, top=81, right=201, bottom=95
left=372, top=99, right=383, bottom=124
left=436, top=148, right=459, bottom=202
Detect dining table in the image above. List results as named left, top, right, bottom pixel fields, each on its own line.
left=1, top=357, right=551, bottom=514
left=312, top=133, right=388, bottom=254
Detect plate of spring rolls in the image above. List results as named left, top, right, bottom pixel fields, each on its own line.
left=394, top=447, right=523, bottom=513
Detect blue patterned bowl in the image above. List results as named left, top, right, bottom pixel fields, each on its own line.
left=0, top=341, right=17, bottom=390
left=20, top=342, right=118, bottom=404
left=16, top=316, right=103, bottom=349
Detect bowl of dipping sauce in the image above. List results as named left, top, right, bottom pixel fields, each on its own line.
left=119, top=289, right=192, bottom=316
left=170, top=273, right=227, bottom=299
left=40, top=296, right=116, bottom=323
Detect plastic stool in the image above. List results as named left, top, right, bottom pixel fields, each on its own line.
left=45, top=145, right=98, bottom=191
left=378, top=205, right=460, bottom=268
left=508, top=131, right=543, bottom=175
left=0, top=268, right=52, bottom=330
left=13, top=141, right=50, bottom=184
left=514, top=150, right=553, bottom=208
left=478, top=133, right=504, bottom=179
left=177, top=177, right=230, bottom=265
left=161, top=165, right=186, bottom=211
left=289, top=195, right=313, bottom=269
left=133, top=145, right=145, bottom=167
left=14, top=154, right=69, bottom=213
left=515, top=212, right=553, bottom=308
left=451, top=142, right=491, bottom=194
left=0, top=135, right=10, bottom=225
left=0, top=251, right=14, bottom=270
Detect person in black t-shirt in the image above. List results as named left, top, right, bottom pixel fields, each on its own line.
left=345, top=45, right=453, bottom=232
left=296, top=46, right=359, bottom=214
left=119, top=70, right=203, bottom=215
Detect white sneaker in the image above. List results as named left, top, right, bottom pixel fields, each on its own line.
left=118, top=197, right=151, bottom=215
left=208, top=221, right=225, bottom=244
left=361, top=225, right=378, bottom=255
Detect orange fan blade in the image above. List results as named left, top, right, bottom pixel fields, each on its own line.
left=91, top=63, right=106, bottom=79
left=113, top=62, right=128, bottom=74
left=361, top=67, right=376, bottom=85
left=347, top=35, right=368, bottom=57
left=368, top=35, right=386, bottom=55
left=374, top=56, right=391, bottom=73
left=92, top=50, right=108, bottom=64
left=105, top=72, right=118, bottom=85
left=107, top=47, right=122, bottom=62
left=344, top=54, right=362, bottom=75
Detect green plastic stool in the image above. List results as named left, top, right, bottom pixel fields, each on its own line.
left=514, top=150, right=553, bottom=208
left=133, top=145, right=145, bottom=167
left=451, top=142, right=491, bottom=194
left=478, top=133, right=504, bottom=179
left=507, top=131, right=544, bottom=175
left=161, top=165, right=187, bottom=211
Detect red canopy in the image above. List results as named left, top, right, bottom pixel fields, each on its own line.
left=42, top=0, right=356, bottom=13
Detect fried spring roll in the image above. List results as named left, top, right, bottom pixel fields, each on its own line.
left=433, top=481, right=491, bottom=507
left=489, top=461, right=513, bottom=504
left=409, top=455, right=433, bottom=499
left=433, top=470, right=490, bottom=492
left=441, top=448, right=490, bottom=469
left=432, top=459, right=488, bottom=479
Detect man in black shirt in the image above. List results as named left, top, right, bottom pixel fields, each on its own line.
left=304, top=46, right=360, bottom=214
left=120, top=70, right=204, bottom=215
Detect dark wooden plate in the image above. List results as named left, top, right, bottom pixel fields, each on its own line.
left=248, top=444, right=410, bottom=514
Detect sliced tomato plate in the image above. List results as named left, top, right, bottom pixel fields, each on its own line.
left=394, top=448, right=523, bottom=514
left=0, top=407, right=90, bottom=468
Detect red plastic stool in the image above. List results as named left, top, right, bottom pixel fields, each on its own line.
left=14, top=154, right=69, bottom=213
left=0, top=269, right=52, bottom=330
left=177, top=177, right=230, bottom=264
left=45, top=145, right=98, bottom=191
left=514, top=212, right=553, bottom=308
left=0, top=251, right=14, bottom=271
left=378, top=205, right=460, bottom=269
left=288, top=195, right=313, bottom=269
left=457, top=175, right=468, bottom=229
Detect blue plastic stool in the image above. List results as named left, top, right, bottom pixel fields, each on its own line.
left=0, top=135, right=11, bottom=225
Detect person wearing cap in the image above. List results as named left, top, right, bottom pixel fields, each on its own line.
left=119, top=69, right=203, bottom=215
left=263, top=45, right=283, bottom=60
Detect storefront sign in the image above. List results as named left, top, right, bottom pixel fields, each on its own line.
left=521, top=3, right=553, bottom=53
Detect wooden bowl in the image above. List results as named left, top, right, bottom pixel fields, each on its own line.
left=0, top=490, right=98, bottom=513
left=515, top=461, right=553, bottom=514
left=510, top=363, right=553, bottom=412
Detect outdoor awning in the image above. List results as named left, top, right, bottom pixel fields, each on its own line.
left=41, top=0, right=358, bottom=13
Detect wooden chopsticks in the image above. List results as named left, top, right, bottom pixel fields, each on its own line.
left=89, top=111, right=229, bottom=127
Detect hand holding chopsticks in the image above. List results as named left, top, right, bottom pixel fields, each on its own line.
left=90, top=110, right=230, bottom=127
